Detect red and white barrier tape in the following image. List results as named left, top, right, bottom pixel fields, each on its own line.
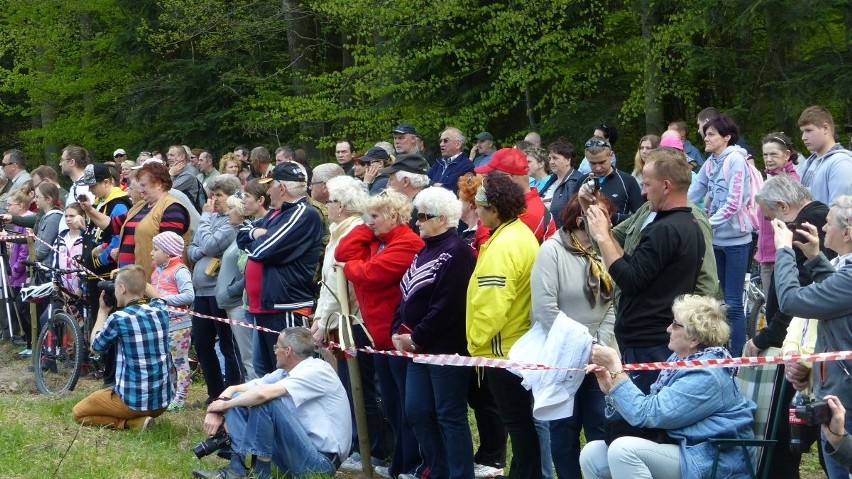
left=19, top=227, right=852, bottom=372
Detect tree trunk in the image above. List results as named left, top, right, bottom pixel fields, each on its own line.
left=642, top=0, right=663, bottom=133
left=282, top=0, right=319, bottom=159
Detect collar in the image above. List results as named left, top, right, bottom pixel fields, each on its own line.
left=95, top=186, right=129, bottom=208
left=376, top=223, right=415, bottom=244
left=766, top=160, right=798, bottom=177
left=441, top=152, right=463, bottom=164
left=423, top=227, right=457, bottom=245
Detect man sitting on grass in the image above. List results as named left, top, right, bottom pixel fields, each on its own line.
left=193, top=327, right=351, bottom=479
left=71, top=264, right=173, bottom=430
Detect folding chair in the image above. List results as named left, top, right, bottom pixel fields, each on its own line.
left=709, top=363, right=787, bottom=479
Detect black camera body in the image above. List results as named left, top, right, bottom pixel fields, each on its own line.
left=193, top=426, right=231, bottom=458
left=97, top=280, right=117, bottom=309
left=795, top=400, right=831, bottom=427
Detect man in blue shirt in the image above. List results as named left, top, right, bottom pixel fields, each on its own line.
left=72, top=264, right=173, bottom=430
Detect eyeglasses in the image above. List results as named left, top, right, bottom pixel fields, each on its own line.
left=585, top=138, right=611, bottom=150
left=1, top=162, right=12, bottom=167
left=326, top=199, right=339, bottom=205
left=114, top=154, right=126, bottom=158
left=273, top=343, right=290, bottom=352
left=671, top=320, right=685, bottom=329
left=417, top=212, right=437, bottom=222
left=311, top=181, right=326, bottom=186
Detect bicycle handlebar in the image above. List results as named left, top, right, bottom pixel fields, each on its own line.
left=24, top=260, right=88, bottom=276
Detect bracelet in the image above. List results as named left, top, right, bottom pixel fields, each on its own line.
left=609, top=369, right=626, bottom=380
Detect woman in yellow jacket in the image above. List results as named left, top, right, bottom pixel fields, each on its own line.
left=467, top=172, right=540, bottom=478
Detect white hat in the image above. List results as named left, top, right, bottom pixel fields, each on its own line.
left=113, top=149, right=127, bottom=158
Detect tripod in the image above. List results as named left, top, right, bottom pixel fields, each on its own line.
left=0, top=233, right=24, bottom=342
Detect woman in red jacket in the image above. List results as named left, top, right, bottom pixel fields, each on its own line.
left=335, top=188, right=425, bottom=478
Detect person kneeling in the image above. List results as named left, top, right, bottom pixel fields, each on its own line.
left=192, top=327, right=351, bottom=479
left=71, top=265, right=173, bottom=430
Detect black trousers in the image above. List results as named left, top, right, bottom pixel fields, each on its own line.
left=192, top=295, right=243, bottom=402
left=485, top=367, right=541, bottom=478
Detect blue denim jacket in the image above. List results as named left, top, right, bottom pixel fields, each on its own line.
left=609, top=351, right=756, bottom=479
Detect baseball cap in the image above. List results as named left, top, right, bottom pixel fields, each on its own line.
left=113, top=149, right=126, bottom=158
left=361, top=146, right=390, bottom=163
left=475, top=132, right=494, bottom=141
left=80, top=163, right=114, bottom=185
left=474, top=148, right=528, bottom=175
left=258, top=162, right=307, bottom=184
left=381, top=153, right=429, bottom=176
left=391, top=124, right=417, bottom=135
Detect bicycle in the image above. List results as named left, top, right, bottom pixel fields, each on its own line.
left=21, top=261, right=102, bottom=396
left=744, top=272, right=766, bottom=339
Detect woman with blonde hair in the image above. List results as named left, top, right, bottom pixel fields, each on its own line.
left=335, top=188, right=425, bottom=478
left=580, top=295, right=756, bottom=479
left=631, top=134, right=660, bottom=184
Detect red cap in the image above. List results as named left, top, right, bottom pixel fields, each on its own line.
left=474, top=148, right=529, bottom=176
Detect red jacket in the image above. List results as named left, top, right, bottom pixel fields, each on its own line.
left=336, top=223, right=424, bottom=350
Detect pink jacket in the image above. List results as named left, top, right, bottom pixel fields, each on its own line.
left=755, top=161, right=800, bottom=263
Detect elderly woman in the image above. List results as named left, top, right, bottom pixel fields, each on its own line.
left=361, top=146, right=392, bottom=196
left=688, top=115, right=756, bottom=355
left=580, top=295, right=756, bottom=479
left=389, top=186, right=477, bottom=478
left=531, top=193, right=615, bottom=478
left=335, top=188, right=425, bottom=478
left=771, top=195, right=852, bottom=479
left=83, top=161, right=191, bottom=280
left=216, top=194, right=255, bottom=381
left=120, top=160, right=135, bottom=190
left=309, top=176, right=386, bottom=468
left=754, top=132, right=801, bottom=294
left=188, top=174, right=243, bottom=403
left=468, top=172, right=541, bottom=478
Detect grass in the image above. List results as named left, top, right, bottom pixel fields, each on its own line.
left=0, top=340, right=829, bottom=478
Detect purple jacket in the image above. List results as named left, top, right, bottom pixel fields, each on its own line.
left=10, top=220, right=31, bottom=287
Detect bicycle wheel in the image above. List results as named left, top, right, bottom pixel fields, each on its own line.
left=34, top=312, right=83, bottom=396
left=746, top=295, right=766, bottom=339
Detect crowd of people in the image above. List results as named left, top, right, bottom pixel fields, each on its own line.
left=0, top=104, right=850, bottom=479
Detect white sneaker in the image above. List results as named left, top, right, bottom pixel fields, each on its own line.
left=474, top=463, right=504, bottom=478
left=374, top=465, right=391, bottom=478
left=340, top=453, right=362, bottom=472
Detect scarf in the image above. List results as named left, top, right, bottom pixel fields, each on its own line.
left=559, top=228, right=613, bottom=307
left=650, top=346, right=732, bottom=396
left=765, top=160, right=798, bottom=177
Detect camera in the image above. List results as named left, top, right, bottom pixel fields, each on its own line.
left=97, top=280, right=117, bottom=309
left=795, top=399, right=831, bottom=427
left=585, top=175, right=601, bottom=191
left=193, top=426, right=231, bottom=459
left=77, top=194, right=89, bottom=203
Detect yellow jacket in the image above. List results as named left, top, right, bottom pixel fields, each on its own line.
left=467, top=219, right=539, bottom=358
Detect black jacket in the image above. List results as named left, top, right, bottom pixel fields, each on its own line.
left=572, top=169, right=645, bottom=225
left=753, top=201, right=834, bottom=350
left=611, top=207, right=705, bottom=347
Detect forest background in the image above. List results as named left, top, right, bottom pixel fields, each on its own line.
left=0, top=0, right=849, bottom=169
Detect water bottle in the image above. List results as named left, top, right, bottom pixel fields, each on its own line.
left=789, top=392, right=808, bottom=454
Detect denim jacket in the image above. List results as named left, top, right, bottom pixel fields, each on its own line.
left=609, top=350, right=756, bottom=479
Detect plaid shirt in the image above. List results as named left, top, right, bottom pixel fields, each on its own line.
left=92, top=298, right=174, bottom=411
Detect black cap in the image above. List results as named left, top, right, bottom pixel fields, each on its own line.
left=80, top=163, right=113, bottom=185
left=361, top=146, right=390, bottom=163
left=258, top=162, right=306, bottom=184
left=381, top=154, right=429, bottom=176
left=391, top=123, right=417, bottom=135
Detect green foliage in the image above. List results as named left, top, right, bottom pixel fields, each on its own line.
left=0, top=0, right=847, bottom=164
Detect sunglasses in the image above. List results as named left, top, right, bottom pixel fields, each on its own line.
left=416, top=212, right=438, bottom=222
left=584, top=138, right=611, bottom=150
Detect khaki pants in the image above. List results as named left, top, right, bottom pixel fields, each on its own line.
left=72, top=387, right=165, bottom=429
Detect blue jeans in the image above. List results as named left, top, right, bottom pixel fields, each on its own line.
left=374, top=354, right=423, bottom=477
left=250, top=311, right=306, bottom=377
left=714, top=243, right=750, bottom=355
left=225, top=395, right=336, bottom=476
left=405, top=362, right=474, bottom=479
left=821, top=414, right=852, bottom=479
left=535, top=419, right=554, bottom=478
left=550, top=373, right=607, bottom=479
left=336, top=326, right=388, bottom=459
left=620, top=344, right=672, bottom=394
